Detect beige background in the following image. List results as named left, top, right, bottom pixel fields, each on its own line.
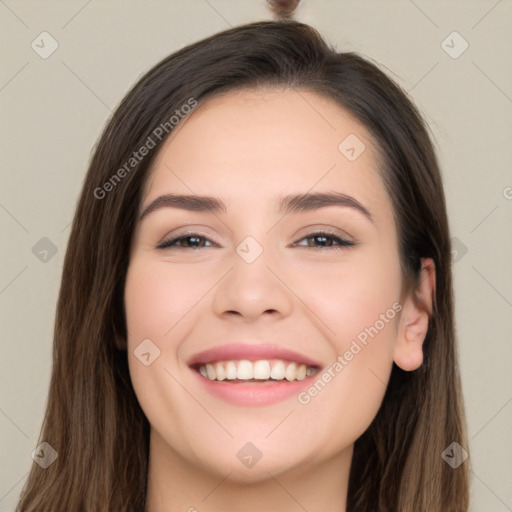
left=1, top=1, right=511, bottom=510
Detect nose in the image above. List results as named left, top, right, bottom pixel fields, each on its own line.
left=211, top=241, right=294, bottom=323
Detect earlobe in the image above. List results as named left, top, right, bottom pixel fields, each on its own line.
left=393, top=258, right=436, bottom=372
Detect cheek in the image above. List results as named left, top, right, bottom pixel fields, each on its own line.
left=288, top=249, right=401, bottom=441
left=294, top=300, right=400, bottom=451
left=123, top=259, right=210, bottom=456
left=124, top=258, right=212, bottom=342
left=124, top=259, right=201, bottom=408
left=291, top=246, right=402, bottom=348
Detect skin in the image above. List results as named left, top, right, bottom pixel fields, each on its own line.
left=124, top=88, right=435, bottom=512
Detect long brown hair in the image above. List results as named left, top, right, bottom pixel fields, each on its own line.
left=17, top=20, right=470, bottom=511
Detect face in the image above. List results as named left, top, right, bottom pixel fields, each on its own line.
left=124, top=88, right=413, bottom=482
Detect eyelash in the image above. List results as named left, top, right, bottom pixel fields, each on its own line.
left=156, top=232, right=355, bottom=250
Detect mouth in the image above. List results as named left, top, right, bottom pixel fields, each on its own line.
left=187, top=343, right=323, bottom=406
left=192, top=359, right=319, bottom=383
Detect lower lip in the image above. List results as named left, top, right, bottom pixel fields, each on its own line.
left=191, top=369, right=317, bottom=406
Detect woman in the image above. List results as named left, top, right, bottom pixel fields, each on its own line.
left=17, top=19, right=470, bottom=512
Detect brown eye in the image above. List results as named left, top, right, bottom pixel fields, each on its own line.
left=295, top=232, right=355, bottom=249
left=157, top=234, right=215, bottom=250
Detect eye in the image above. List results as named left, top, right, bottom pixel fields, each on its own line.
left=157, top=234, right=215, bottom=250
left=294, top=232, right=355, bottom=249
left=157, top=231, right=355, bottom=251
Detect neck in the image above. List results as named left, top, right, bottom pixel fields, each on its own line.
left=144, top=429, right=351, bottom=512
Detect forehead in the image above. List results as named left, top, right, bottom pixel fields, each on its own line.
left=144, top=88, right=392, bottom=225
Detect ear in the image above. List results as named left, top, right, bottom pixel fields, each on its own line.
left=394, top=258, right=436, bottom=371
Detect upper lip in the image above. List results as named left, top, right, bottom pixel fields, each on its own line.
left=187, top=343, right=322, bottom=368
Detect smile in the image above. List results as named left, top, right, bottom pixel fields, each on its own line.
left=197, top=359, right=319, bottom=382
left=187, top=343, right=323, bottom=406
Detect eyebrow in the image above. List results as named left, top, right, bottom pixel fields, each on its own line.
left=137, top=191, right=374, bottom=224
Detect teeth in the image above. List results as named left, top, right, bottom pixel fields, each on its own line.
left=206, top=364, right=216, bottom=380
left=225, top=361, right=237, bottom=380
left=285, top=362, right=297, bottom=381
left=197, top=359, right=317, bottom=382
left=215, top=362, right=226, bottom=381
left=237, top=360, right=253, bottom=380
left=296, top=364, right=307, bottom=380
left=253, top=360, right=271, bottom=380
left=270, top=361, right=285, bottom=380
